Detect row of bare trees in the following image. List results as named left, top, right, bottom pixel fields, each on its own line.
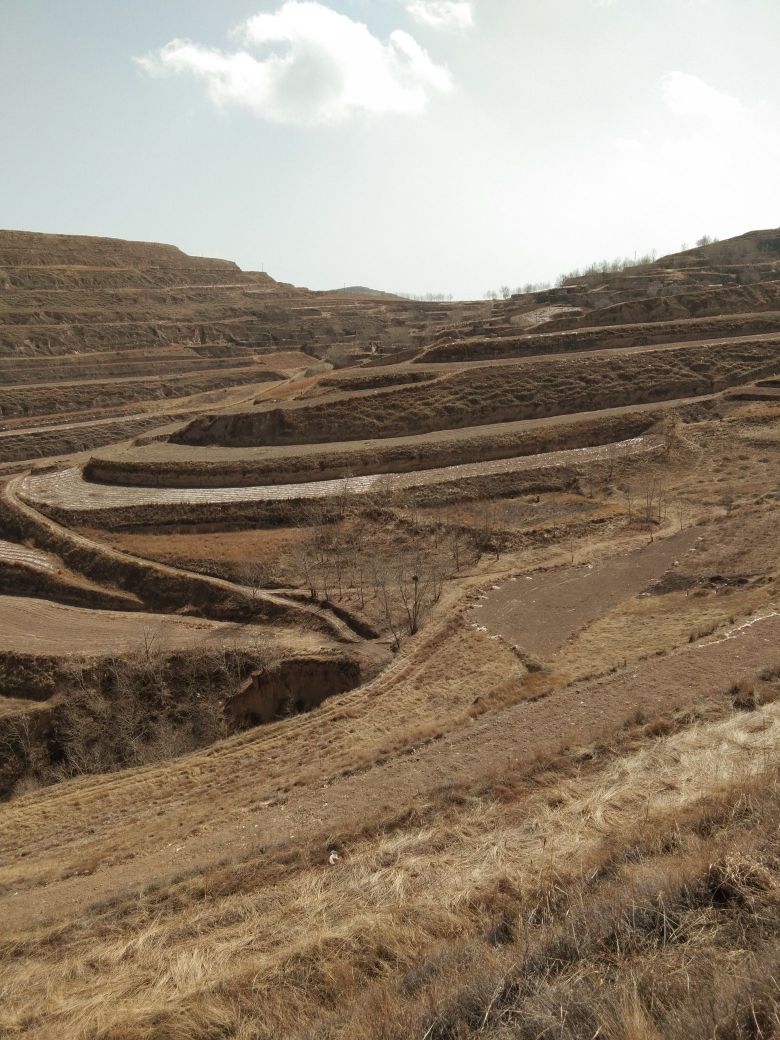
left=231, top=487, right=517, bottom=649
left=287, top=515, right=481, bottom=648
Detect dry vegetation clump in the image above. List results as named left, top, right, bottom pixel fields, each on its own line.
left=287, top=505, right=476, bottom=644
left=2, top=691, right=780, bottom=1039
left=0, top=642, right=274, bottom=798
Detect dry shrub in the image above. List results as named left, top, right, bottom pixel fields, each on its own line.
left=0, top=644, right=268, bottom=797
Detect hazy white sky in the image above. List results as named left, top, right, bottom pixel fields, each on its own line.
left=1, top=1, right=778, bottom=297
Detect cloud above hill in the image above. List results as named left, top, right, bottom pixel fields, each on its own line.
left=138, top=1, right=452, bottom=125
left=661, top=71, right=743, bottom=120
left=405, top=2, right=474, bottom=31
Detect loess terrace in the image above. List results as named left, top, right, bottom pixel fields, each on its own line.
left=0, top=227, right=778, bottom=1040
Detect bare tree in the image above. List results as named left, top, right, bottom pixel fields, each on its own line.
left=366, top=471, right=401, bottom=509
left=398, top=569, right=426, bottom=636
left=674, top=499, right=691, bottom=532
left=369, top=558, right=404, bottom=650
left=290, top=538, right=320, bottom=600
left=619, top=483, right=634, bottom=521
left=474, top=502, right=509, bottom=561
left=660, top=415, right=681, bottom=454
left=446, top=527, right=472, bottom=572
left=335, top=473, right=358, bottom=520
left=605, top=440, right=623, bottom=482
left=637, top=478, right=666, bottom=540
left=238, top=560, right=269, bottom=601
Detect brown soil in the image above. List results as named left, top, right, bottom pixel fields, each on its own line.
left=82, top=404, right=667, bottom=489
left=172, top=335, right=779, bottom=447
left=0, top=595, right=306, bottom=657
left=1, top=227, right=779, bottom=1037
left=471, top=526, right=701, bottom=658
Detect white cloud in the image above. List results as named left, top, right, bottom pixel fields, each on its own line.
left=405, top=2, right=474, bottom=30
left=660, top=71, right=743, bottom=121
left=138, top=1, right=452, bottom=125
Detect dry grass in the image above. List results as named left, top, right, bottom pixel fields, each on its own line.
left=2, top=693, right=780, bottom=1039
left=0, top=646, right=272, bottom=797
left=558, top=584, right=774, bottom=682
left=0, top=617, right=524, bottom=895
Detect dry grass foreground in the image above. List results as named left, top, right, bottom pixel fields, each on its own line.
left=2, top=681, right=780, bottom=1039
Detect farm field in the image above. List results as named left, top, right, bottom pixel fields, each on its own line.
left=0, top=227, right=778, bottom=1039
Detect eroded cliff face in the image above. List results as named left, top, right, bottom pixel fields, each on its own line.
left=226, top=656, right=362, bottom=727
left=172, top=408, right=296, bottom=448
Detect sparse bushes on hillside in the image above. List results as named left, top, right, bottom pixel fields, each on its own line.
left=486, top=235, right=721, bottom=299
left=0, top=644, right=270, bottom=798
left=398, top=291, right=454, bottom=302
left=556, top=249, right=658, bottom=285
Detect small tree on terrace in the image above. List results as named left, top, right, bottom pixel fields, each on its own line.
left=474, top=501, right=510, bottom=561
left=238, top=560, right=269, bottom=601
left=445, top=526, right=472, bottom=572
left=369, top=550, right=444, bottom=648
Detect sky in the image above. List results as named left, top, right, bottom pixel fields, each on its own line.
left=1, top=0, right=778, bottom=298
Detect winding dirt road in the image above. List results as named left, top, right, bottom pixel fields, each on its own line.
left=18, top=436, right=655, bottom=511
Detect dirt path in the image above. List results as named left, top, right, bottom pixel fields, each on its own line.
left=3, top=478, right=364, bottom=642
left=471, top=527, right=701, bottom=657
left=2, top=611, right=777, bottom=932
left=0, top=595, right=303, bottom=656
left=19, top=436, right=657, bottom=511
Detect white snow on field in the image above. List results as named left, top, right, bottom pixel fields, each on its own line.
left=0, top=538, right=56, bottom=572
left=18, top=437, right=653, bottom=513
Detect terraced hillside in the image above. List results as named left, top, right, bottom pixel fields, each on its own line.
left=1, top=228, right=779, bottom=1040
left=0, top=230, right=488, bottom=467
